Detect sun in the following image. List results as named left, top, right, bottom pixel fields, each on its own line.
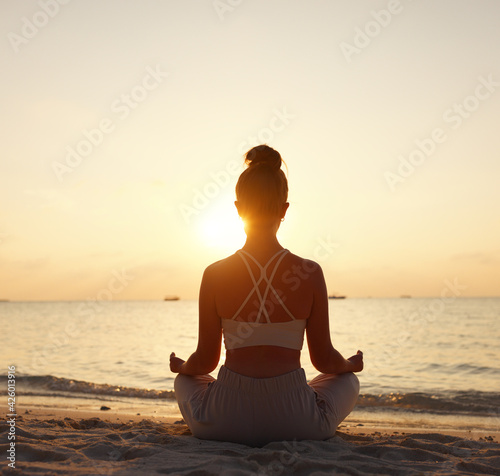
left=198, top=197, right=246, bottom=251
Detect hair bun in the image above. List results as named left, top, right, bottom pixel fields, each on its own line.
left=245, top=145, right=282, bottom=170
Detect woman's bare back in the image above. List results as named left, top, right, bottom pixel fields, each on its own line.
left=208, top=249, right=317, bottom=377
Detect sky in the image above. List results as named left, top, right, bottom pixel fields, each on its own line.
left=1, top=0, right=499, bottom=300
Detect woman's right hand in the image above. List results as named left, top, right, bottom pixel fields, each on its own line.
left=170, top=352, right=185, bottom=373
left=347, top=350, right=364, bottom=372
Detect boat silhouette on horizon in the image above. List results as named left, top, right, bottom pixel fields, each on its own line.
left=164, top=295, right=180, bottom=301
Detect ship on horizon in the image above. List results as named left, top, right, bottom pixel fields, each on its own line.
left=164, top=295, right=180, bottom=301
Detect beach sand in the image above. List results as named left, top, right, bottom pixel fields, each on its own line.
left=2, top=406, right=500, bottom=475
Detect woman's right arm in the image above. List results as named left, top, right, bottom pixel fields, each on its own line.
left=306, top=263, right=363, bottom=374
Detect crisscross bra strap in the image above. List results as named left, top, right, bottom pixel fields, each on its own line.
left=230, top=248, right=296, bottom=323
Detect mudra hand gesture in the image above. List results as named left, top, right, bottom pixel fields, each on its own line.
left=169, top=352, right=185, bottom=373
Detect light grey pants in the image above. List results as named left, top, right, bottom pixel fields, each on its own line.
left=174, top=366, right=359, bottom=446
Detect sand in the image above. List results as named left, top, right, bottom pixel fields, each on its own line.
left=2, top=407, right=500, bottom=475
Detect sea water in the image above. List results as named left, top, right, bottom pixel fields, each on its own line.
left=1, top=298, right=499, bottom=431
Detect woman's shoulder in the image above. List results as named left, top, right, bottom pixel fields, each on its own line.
left=285, top=251, right=324, bottom=274
left=275, top=251, right=325, bottom=291
left=203, top=252, right=241, bottom=276
left=201, top=253, right=246, bottom=291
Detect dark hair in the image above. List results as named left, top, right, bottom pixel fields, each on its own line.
left=235, top=145, right=288, bottom=219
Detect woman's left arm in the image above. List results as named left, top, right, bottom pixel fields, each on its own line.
left=170, top=266, right=222, bottom=375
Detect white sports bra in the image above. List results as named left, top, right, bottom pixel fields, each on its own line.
left=221, top=249, right=307, bottom=350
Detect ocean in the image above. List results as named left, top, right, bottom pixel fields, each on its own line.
left=2, top=298, right=499, bottom=433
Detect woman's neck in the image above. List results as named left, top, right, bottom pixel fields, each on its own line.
left=242, top=229, right=283, bottom=257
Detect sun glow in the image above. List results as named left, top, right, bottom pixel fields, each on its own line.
left=198, top=198, right=246, bottom=252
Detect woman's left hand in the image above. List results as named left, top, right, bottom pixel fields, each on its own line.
left=347, top=350, right=364, bottom=372
left=169, top=352, right=185, bottom=373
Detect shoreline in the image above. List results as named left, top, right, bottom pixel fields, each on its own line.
left=12, top=405, right=500, bottom=442
left=17, top=407, right=500, bottom=442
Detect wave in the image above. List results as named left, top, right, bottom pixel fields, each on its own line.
left=2, top=375, right=500, bottom=417
left=358, top=391, right=500, bottom=416
left=0, top=374, right=175, bottom=400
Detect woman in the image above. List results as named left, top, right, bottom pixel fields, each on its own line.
left=170, top=145, right=363, bottom=446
